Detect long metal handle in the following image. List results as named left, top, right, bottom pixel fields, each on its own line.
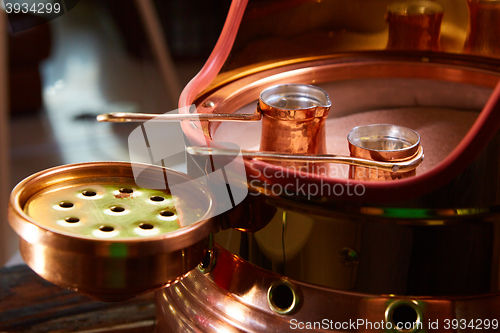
left=96, top=112, right=262, bottom=123
left=186, top=146, right=424, bottom=173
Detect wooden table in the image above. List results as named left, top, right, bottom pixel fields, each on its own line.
left=0, top=265, right=156, bottom=332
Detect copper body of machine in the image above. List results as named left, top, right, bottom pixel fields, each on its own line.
left=8, top=0, right=500, bottom=332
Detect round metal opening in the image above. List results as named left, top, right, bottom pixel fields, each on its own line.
left=385, top=300, right=423, bottom=333
left=260, top=84, right=331, bottom=110
left=267, top=280, right=300, bottom=315
left=198, top=249, right=216, bottom=274
left=348, top=124, right=420, bottom=153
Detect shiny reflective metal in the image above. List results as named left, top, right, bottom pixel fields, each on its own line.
left=187, top=145, right=424, bottom=173
left=96, top=111, right=262, bottom=123
left=11, top=1, right=500, bottom=332
left=267, top=279, right=301, bottom=315
left=258, top=84, right=331, bottom=172
left=161, top=0, right=500, bottom=330
left=192, top=54, right=500, bottom=298
left=98, top=84, right=332, bottom=173
left=385, top=300, right=423, bottom=333
left=195, top=52, right=500, bottom=204
left=156, top=244, right=500, bottom=332
left=8, top=162, right=216, bottom=301
left=348, top=124, right=422, bottom=180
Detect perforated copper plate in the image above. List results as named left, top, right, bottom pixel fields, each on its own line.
left=25, top=184, right=183, bottom=239
left=8, top=162, right=216, bottom=301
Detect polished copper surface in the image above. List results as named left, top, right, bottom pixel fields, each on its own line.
left=8, top=162, right=216, bottom=301
left=187, top=145, right=424, bottom=173
left=258, top=84, right=331, bottom=173
left=8, top=1, right=500, bottom=330
left=348, top=124, right=421, bottom=181
left=156, top=244, right=500, bottom=332
left=96, top=110, right=262, bottom=123
left=173, top=1, right=500, bottom=330
left=200, top=53, right=500, bottom=294
left=386, top=0, right=444, bottom=51
left=214, top=200, right=500, bottom=295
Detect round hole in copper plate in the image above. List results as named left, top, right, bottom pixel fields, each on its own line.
left=64, top=217, right=80, bottom=223
left=139, top=223, right=154, bottom=230
left=109, top=206, right=125, bottom=213
left=8, top=162, right=216, bottom=301
left=99, top=225, right=115, bottom=232
left=160, top=210, right=175, bottom=217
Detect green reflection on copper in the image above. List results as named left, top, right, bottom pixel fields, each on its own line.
left=363, top=207, right=491, bottom=219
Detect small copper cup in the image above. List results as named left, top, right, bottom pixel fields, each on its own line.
left=348, top=124, right=421, bottom=181
left=386, top=0, right=444, bottom=51
left=464, top=0, right=500, bottom=57
left=259, top=84, right=331, bottom=173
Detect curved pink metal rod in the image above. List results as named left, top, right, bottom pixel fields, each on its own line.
left=179, top=0, right=248, bottom=113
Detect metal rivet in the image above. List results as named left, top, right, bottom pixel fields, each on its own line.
left=202, top=101, right=215, bottom=108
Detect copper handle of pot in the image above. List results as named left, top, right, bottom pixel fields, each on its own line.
left=96, top=112, right=262, bottom=123
left=187, top=146, right=424, bottom=173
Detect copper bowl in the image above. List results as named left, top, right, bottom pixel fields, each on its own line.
left=8, top=162, right=216, bottom=301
